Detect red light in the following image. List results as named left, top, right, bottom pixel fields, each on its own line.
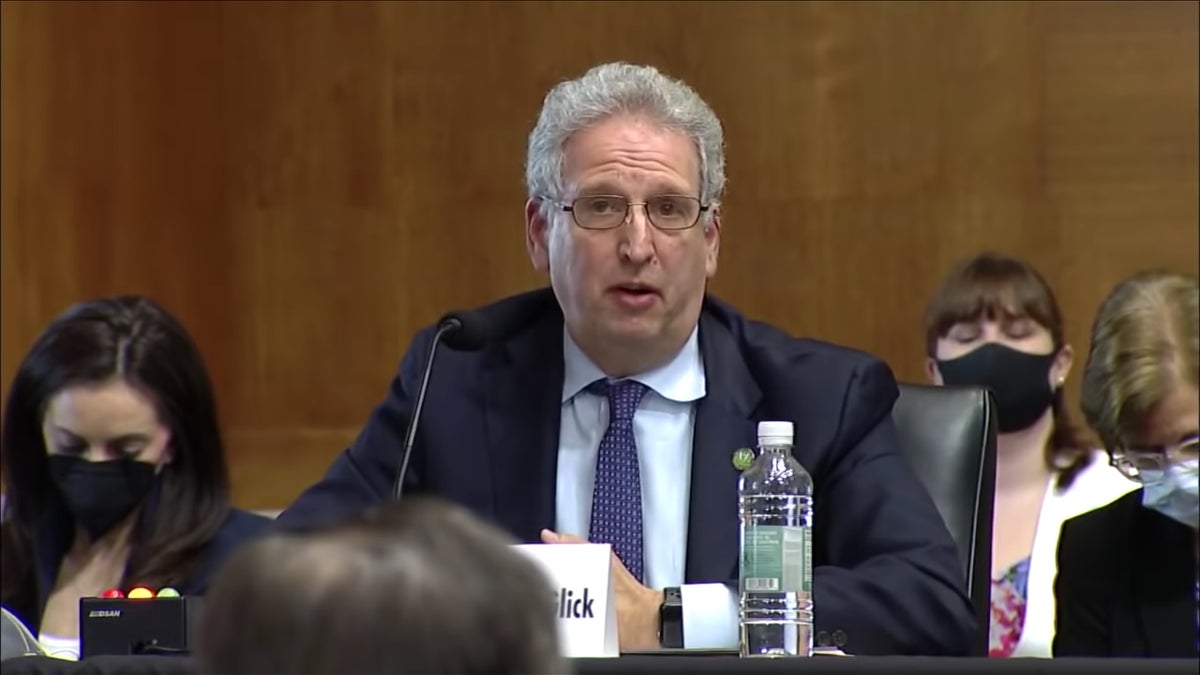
left=100, top=589, right=124, bottom=599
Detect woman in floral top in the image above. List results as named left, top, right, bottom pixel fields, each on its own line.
left=923, top=253, right=1137, bottom=657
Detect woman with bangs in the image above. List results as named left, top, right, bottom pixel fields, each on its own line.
left=922, top=252, right=1137, bottom=658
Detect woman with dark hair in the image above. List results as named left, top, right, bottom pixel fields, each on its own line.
left=0, top=296, right=270, bottom=660
left=923, top=252, right=1137, bottom=657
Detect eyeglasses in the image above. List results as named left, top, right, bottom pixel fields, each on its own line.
left=558, top=194, right=708, bottom=231
left=1110, top=435, right=1200, bottom=480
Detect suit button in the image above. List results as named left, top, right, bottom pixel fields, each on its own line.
left=815, top=631, right=830, bottom=647
left=833, top=629, right=847, bottom=647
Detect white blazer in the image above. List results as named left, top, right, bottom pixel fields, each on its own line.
left=1010, top=450, right=1139, bottom=657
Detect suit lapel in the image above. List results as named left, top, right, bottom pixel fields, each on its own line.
left=1133, top=509, right=1196, bottom=656
left=484, top=312, right=564, bottom=543
left=685, top=309, right=762, bottom=583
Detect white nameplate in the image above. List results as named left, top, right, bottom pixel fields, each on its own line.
left=513, top=543, right=619, bottom=658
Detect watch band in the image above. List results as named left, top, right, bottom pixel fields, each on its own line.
left=658, top=586, right=684, bottom=649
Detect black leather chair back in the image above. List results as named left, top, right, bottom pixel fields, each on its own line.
left=892, top=383, right=996, bottom=657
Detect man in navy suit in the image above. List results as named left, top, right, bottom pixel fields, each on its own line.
left=277, top=62, right=974, bottom=655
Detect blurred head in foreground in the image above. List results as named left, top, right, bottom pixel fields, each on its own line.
left=196, top=497, right=566, bottom=675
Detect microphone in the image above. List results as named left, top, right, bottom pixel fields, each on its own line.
left=1, top=606, right=44, bottom=660
left=437, top=311, right=489, bottom=352
left=392, top=311, right=489, bottom=501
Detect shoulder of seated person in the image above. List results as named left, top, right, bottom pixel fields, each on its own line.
left=222, top=508, right=274, bottom=535
left=193, top=508, right=272, bottom=560
left=1060, top=490, right=1143, bottom=555
left=706, top=299, right=884, bottom=372
left=425, top=288, right=559, bottom=347
left=179, top=509, right=273, bottom=594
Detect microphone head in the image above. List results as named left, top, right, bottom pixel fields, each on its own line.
left=1, top=606, right=45, bottom=660
left=438, top=311, right=489, bottom=351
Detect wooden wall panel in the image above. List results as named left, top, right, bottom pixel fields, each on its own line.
left=3, top=1, right=1196, bottom=508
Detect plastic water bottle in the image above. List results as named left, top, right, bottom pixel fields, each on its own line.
left=738, top=420, right=814, bottom=658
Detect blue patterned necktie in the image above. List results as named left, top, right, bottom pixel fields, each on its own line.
left=588, top=378, right=649, bottom=584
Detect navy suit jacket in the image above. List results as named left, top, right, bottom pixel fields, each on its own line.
left=278, top=288, right=975, bottom=655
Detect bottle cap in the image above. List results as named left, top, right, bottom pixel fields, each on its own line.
left=757, top=421, right=794, bottom=446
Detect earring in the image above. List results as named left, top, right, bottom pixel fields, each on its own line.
left=1056, top=377, right=1065, bottom=387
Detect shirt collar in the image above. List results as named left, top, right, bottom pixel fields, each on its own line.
left=561, top=324, right=706, bottom=404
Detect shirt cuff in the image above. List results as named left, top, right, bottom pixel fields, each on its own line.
left=679, top=582, right=739, bottom=649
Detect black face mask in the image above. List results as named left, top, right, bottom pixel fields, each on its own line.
left=48, top=455, right=158, bottom=540
left=936, top=342, right=1058, bottom=434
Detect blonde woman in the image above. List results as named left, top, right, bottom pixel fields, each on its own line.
left=1054, top=271, right=1199, bottom=657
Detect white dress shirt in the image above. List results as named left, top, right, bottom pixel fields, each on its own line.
left=556, top=326, right=738, bottom=649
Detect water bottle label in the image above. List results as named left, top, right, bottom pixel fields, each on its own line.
left=740, top=525, right=809, bottom=594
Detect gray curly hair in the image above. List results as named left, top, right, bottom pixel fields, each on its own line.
left=525, top=62, right=726, bottom=223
